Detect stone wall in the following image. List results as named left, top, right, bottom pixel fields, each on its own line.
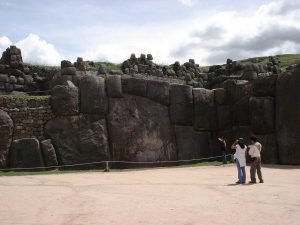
left=0, top=64, right=299, bottom=168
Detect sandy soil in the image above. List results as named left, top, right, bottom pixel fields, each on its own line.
left=0, top=164, right=299, bottom=225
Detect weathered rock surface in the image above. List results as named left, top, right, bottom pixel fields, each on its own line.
left=10, top=138, right=44, bottom=168
left=232, top=97, right=250, bottom=126
left=41, top=139, right=58, bottom=167
left=107, top=75, right=123, bottom=98
left=253, top=76, right=277, bottom=97
left=79, top=76, right=107, bottom=116
left=107, top=94, right=176, bottom=161
left=174, top=126, right=211, bottom=160
left=0, top=109, right=13, bottom=167
left=45, top=115, right=109, bottom=165
left=256, top=134, right=278, bottom=164
left=276, top=66, right=300, bottom=164
left=250, top=97, right=274, bottom=134
left=146, top=80, right=170, bottom=105
left=193, top=88, right=217, bottom=131
left=51, top=81, right=79, bottom=115
left=126, top=77, right=147, bottom=97
left=169, top=84, right=193, bottom=125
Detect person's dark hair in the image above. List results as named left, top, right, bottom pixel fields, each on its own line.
left=250, top=136, right=258, bottom=142
left=238, top=138, right=245, bottom=148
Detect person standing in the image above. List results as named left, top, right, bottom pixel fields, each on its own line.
left=232, top=138, right=247, bottom=184
left=248, top=136, right=264, bottom=183
left=218, top=136, right=227, bottom=164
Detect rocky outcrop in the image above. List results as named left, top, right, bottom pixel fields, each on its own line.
left=0, top=109, right=13, bottom=167
left=107, top=94, right=176, bottom=162
left=45, top=115, right=109, bottom=165
left=106, top=75, right=123, bottom=98
left=276, top=66, right=300, bottom=165
left=9, top=138, right=44, bottom=168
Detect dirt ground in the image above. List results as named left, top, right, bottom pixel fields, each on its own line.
left=0, top=164, right=299, bottom=225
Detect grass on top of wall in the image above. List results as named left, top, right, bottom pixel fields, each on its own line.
left=0, top=93, right=50, bottom=100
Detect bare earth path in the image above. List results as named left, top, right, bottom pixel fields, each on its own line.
left=0, top=165, right=299, bottom=225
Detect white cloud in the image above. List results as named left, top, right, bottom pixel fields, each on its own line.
left=177, top=0, right=196, bottom=7
left=15, top=34, right=64, bottom=65
left=0, top=36, right=12, bottom=53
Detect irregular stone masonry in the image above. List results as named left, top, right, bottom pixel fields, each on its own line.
left=0, top=96, right=54, bottom=140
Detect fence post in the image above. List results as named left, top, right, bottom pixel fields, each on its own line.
left=104, top=161, right=110, bottom=172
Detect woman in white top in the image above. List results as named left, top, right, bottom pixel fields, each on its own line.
left=232, top=138, right=247, bottom=184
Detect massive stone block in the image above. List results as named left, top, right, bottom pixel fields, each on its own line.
left=217, top=105, right=232, bottom=130
left=0, top=109, right=13, bottom=168
left=253, top=75, right=277, bottom=97
left=233, top=126, right=253, bottom=144
left=250, top=97, right=274, bottom=134
left=10, top=138, right=44, bottom=168
left=51, top=81, right=79, bottom=116
left=174, top=126, right=211, bottom=160
left=169, top=84, right=193, bottom=125
left=79, top=76, right=107, bottom=116
left=276, top=66, right=300, bottom=165
left=126, top=77, right=147, bottom=97
left=256, top=134, right=278, bottom=164
left=45, top=115, right=109, bottom=165
left=107, top=75, right=123, bottom=98
left=146, top=80, right=170, bottom=105
left=232, top=96, right=250, bottom=126
left=221, top=79, right=253, bottom=104
left=213, top=88, right=227, bottom=105
left=193, top=88, right=217, bottom=131
left=41, top=139, right=58, bottom=167
left=107, top=94, right=177, bottom=162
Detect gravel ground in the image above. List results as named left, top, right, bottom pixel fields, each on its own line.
left=0, top=164, right=299, bottom=225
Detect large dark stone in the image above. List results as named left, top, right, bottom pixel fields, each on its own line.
left=174, top=126, right=211, bottom=160
left=79, top=76, right=107, bottom=116
left=193, top=88, right=217, bottom=131
left=107, top=95, right=176, bottom=162
left=169, top=84, right=193, bottom=125
left=217, top=105, right=232, bottom=130
left=0, top=110, right=13, bottom=168
left=256, top=134, right=278, bottom=164
left=276, top=66, right=300, bottom=165
left=233, top=126, right=253, bottom=144
left=10, top=138, right=44, bottom=168
left=107, top=75, right=123, bottom=98
left=250, top=97, right=274, bottom=134
left=41, top=139, right=58, bottom=167
left=51, top=81, right=79, bottom=116
left=45, top=115, right=109, bottom=165
left=253, top=75, right=277, bottom=97
left=146, top=80, right=170, bottom=105
left=232, top=96, right=250, bottom=126
left=221, top=80, right=253, bottom=104
left=126, top=77, right=147, bottom=97
left=61, top=67, right=76, bottom=76
left=213, top=88, right=227, bottom=105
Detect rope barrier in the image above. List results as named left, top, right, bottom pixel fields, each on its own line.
left=0, top=154, right=232, bottom=172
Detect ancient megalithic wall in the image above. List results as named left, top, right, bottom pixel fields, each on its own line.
left=0, top=64, right=300, bottom=168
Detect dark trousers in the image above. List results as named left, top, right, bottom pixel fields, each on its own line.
left=250, top=157, right=263, bottom=182
left=222, top=151, right=227, bottom=164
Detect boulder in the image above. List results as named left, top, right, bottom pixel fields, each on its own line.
left=61, top=67, right=76, bottom=76
left=193, top=88, right=217, bottom=131
left=169, top=84, right=193, bottom=125
left=10, top=138, right=44, bottom=168
left=79, top=76, right=107, bottom=116
left=126, top=77, right=147, bottom=97
left=276, top=66, right=300, bottom=164
left=41, top=139, right=58, bottom=167
left=107, top=75, right=123, bottom=98
left=217, top=105, right=232, bottom=130
left=0, top=110, right=13, bottom=168
left=174, top=126, right=212, bottom=160
left=213, top=88, right=227, bottom=105
left=146, top=80, right=170, bottom=105
left=250, top=97, right=274, bottom=134
left=45, top=115, right=109, bottom=165
left=51, top=81, right=79, bottom=115
left=61, top=60, right=73, bottom=68
left=256, top=134, right=278, bottom=164
left=107, top=95, right=176, bottom=162
left=253, top=75, right=277, bottom=97
left=221, top=79, right=253, bottom=104
left=232, top=97, right=250, bottom=126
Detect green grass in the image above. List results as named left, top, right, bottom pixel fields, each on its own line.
left=0, top=94, right=50, bottom=100
left=94, top=62, right=122, bottom=73
left=0, top=161, right=229, bottom=177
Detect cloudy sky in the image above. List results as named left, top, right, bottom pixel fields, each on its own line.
left=0, top=0, right=300, bottom=65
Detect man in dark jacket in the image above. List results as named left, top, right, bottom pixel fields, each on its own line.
left=218, top=136, right=227, bottom=164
